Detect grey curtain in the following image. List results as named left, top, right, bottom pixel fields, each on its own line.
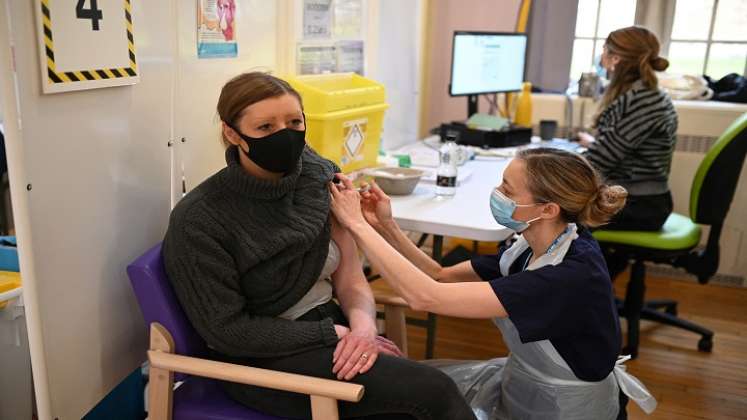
left=525, top=0, right=579, bottom=92
left=634, top=0, right=676, bottom=57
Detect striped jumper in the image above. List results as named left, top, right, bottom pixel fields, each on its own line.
left=585, top=80, right=678, bottom=196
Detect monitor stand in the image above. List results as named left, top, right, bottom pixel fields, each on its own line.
left=467, top=94, right=478, bottom=118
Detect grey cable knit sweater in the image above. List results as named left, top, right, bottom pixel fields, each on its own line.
left=162, top=146, right=341, bottom=358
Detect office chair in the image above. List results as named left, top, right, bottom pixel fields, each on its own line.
left=593, top=112, right=747, bottom=358
left=128, top=243, right=409, bottom=420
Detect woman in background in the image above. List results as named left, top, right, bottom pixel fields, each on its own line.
left=578, top=26, right=678, bottom=278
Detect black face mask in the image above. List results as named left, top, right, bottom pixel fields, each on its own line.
left=229, top=125, right=306, bottom=174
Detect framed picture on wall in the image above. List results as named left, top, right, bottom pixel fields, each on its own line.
left=34, top=0, right=139, bottom=94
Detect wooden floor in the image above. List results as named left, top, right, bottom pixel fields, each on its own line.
left=372, top=272, right=747, bottom=420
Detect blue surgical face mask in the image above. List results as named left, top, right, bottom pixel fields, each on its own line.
left=489, top=188, right=542, bottom=233
left=594, top=54, right=607, bottom=79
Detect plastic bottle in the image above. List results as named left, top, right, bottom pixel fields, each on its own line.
left=514, top=81, right=533, bottom=127
left=436, top=134, right=458, bottom=196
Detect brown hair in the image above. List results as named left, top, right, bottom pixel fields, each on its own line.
left=596, top=26, right=669, bottom=123
left=216, top=72, right=303, bottom=147
left=517, top=148, right=628, bottom=228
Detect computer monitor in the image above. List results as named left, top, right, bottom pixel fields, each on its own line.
left=449, top=31, right=527, bottom=117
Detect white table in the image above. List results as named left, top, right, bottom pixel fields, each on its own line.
left=384, top=141, right=515, bottom=358
left=388, top=136, right=583, bottom=240
left=390, top=158, right=515, bottom=242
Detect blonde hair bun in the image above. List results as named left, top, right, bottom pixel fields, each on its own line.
left=517, top=148, right=628, bottom=228
left=581, top=185, right=628, bottom=228
left=650, top=56, right=669, bottom=72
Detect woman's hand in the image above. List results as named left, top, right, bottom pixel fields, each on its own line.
left=332, top=329, right=379, bottom=380
left=577, top=131, right=596, bottom=147
left=360, top=181, right=395, bottom=232
left=329, top=174, right=367, bottom=231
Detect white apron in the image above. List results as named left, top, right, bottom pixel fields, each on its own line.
left=428, top=224, right=656, bottom=419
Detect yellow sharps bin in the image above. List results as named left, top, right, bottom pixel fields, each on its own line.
left=0, top=271, right=21, bottom=310
left=286, top=73, right=388, bottom=173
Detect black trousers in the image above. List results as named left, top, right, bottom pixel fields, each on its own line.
left=601, top=191, right=673, bottom=281
left=604, top=191, right=673, bottom=232
left=219, top=301, right=476, bottom=420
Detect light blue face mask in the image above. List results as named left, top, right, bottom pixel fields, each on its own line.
left=594, top=55, right=608, bottom=79
left=490, top=188, right=542, bottom=233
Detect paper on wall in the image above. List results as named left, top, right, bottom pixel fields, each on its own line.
left=303, top=0, right=333, bottom=39
left=336, top=40, right=364, bottom=75
left=333, top=0, right=363, bottom=38
left=297, top=43, right=337, bottom=75
left=197, top=0, right=238, bottom=58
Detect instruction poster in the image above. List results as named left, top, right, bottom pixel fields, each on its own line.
left=303, top=0, right=332, bottom=39
left=336, top=40, right=364, bottom=74
left=197, top=0, right=237, bottom=58
left=297, top=42, right=365, bottom=75
left=333, top=0, right=362, bottom=38
left=297, top=44, right=337, bottom=75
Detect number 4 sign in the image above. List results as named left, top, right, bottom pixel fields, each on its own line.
left=35, top=0, right=139, bottom=93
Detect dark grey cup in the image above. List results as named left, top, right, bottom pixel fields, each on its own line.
left=539, top=120, right=558, bottom=141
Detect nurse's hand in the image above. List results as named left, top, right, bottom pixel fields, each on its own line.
left=360, top=181, right=394, bottom=232
left=334, top=324, right=350, bottom=339
left=329, top=174, right=366, bottom=230
left=577, top=132, right=595, bottom=147
left=375, top=335, right=404, bottom=358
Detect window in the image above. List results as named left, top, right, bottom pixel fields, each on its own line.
left=569, top=0, right=637, bottom=82
left=569, top=0, right=747, bottom=81
left=668, top=0, right=747, bottom=78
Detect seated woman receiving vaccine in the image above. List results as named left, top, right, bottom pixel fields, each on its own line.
left=162, top=72, right=476, bottom=420
left=329, top=148, right=657, bottom=419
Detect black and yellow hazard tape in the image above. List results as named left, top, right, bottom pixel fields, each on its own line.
left=42, top=0, right=137, bottom=84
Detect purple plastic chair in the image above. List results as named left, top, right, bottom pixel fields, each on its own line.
left=127, top=243, right=365, bottom=420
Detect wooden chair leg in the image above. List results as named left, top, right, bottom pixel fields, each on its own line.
left=311, top=395, right=339, bottom=420
left=149, top=323, right=175, bottom=420
left=148, top=366, right=174, bottom=420
left=384, top=305, right=408, bottom=358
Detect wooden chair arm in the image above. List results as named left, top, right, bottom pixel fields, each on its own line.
left=147, top=323, right=359, bottom=420
left=147, top=350, right=364, bottom=402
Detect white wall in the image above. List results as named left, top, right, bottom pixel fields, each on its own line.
left=0, top=1, right=284, bottom=418
left=376, top=0, right=423, bottom=150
